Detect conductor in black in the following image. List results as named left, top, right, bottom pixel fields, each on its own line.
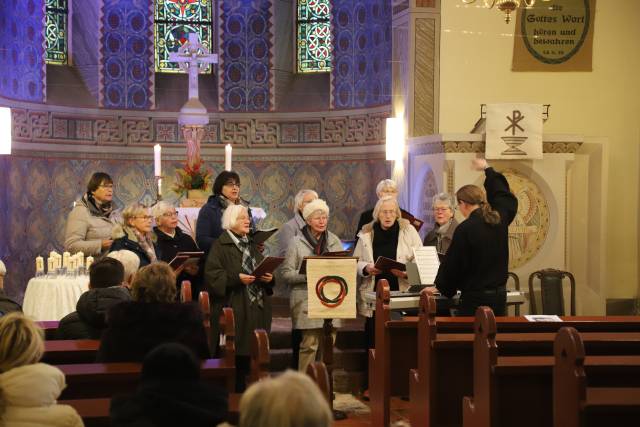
left=431, top=158, right=518, bottom=316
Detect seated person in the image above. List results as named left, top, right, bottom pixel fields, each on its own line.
left=110, top=203, right=158, bottom=268
left=110, top=343, right=228, bottom=427
left=152, top=201, right=201, bottom=299
left=98, top=262, right=210, bottom=362
left=239, top=370, right=332, bottom=427
left=0, top=312, right=83, bottom=427
left=107, top=249, right=141, bottom=288
left=57, top=257, right=131, bottom=339
left=0, top=260, right=21, bottom=316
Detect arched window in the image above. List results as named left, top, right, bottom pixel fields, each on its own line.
left=297, top=0, right=331, bottom=73
left=154, top=0, right=213, bottom=73
left=45, top=0, right=68, bottom=65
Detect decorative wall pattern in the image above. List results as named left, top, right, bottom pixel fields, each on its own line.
left=0, top=0, right=46, bottom=102
left=71, top=0, right=101, bottom=100
left=331, top=0, right=392, bottom=109
left=219, top=0, right=274, bottom=111
left=100, top=0, right=154, bottom=109
left=0, top=153, right=388, bottom=302
left=11, top=107, right=389, bottom=146
left=414, top=18, right=436, bottom=136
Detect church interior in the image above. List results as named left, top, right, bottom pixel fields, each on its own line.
left=0, top=0, right=639, bottom=425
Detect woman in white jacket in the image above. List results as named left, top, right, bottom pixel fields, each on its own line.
left=0, top=312, right=83, bottom=427
left=353, top=196, right=422, bottom=391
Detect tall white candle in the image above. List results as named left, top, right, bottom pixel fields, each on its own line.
left=225, top=144, right=232, bottom=171
left=47, top=258, right=54, bottom=274
left=76, top=252, right=84, bottom=269
left=154, top=144, right=162, bottom=177
left=62, top=251, right=71, bottom=268
left=86, top=256, right=94, bottom=270
left=35, top=256, right=44, bottom=273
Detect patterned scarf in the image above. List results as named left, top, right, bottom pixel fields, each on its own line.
left=301, top=225, right=328, bottom=255
left=84, top=193, right=113, bottom=218
left=132, top=228, right=158, bottom=263
left=236, top=234, right=262, bottom=308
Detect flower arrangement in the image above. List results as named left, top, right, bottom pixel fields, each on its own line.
left=172, top=159, right=212, bottom=196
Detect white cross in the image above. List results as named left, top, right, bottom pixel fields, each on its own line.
left=168, top=33, right=218, bottom=100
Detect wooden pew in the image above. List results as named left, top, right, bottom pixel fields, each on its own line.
left=180, top=280, right=192, bottom=302
left=554, top=327, right=640, bottom=427
left=43, top=339, right=100, bottom=365
left=462, top=308, right=640, bottom=427
left=307, top=361, right=331, bottom=405
left=37, top=320, right=60, bottom=340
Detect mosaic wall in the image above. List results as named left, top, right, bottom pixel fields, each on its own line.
left=71, top=0, right=101, bottom=101
left=331, top=0, right=392, bottom=109
left=0, top=0, right=46, bottom=102
left=0, top=153, right=388, bottom=303
left=100, top=0, right=154, bottom=109
left=219, top=0, right=274, bottom=111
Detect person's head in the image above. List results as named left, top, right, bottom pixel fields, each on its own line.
left=456, top=185, right=501, bottom=224
left=376, top=179, right=398, bottom=199
left=293, top=189, right=318, bottom=215
left=222, top=204, right=250, bottom=237
left=373, top=196, right=401, bottom=230
left=87, top=172, right=114, bottom=204
left=303, top=199, right=330, bottom=236
left=239, top=370, right=332, bottom=427
left=151, top=201, right=179, bottom=232
left=213, top=170, right=241, bottom=202
left=107, top=250, right=140, bottom=285
left=88, top=257, right=125, bottom=289
left=131, top=262, right=176, bottom=303
left=142, top=343, right=200, bottom=382
left=431, top=192, right=455, bottom=226
left=0, top=312, right=44, bottom=373
left=0, top=259, right=5, bottom=290
left=122, top=203, right=153, bottom=234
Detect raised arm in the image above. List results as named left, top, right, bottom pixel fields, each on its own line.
left=472, top=158, right=518, bottom=226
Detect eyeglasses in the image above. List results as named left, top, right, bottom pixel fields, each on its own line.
left=380, top=210, right=397, bottom=216
left=98, top=184, right=114, bottom=189
left=162, top=211, right=178, bottom=218
left=134, top=215, right=153, bottom=220
left=433, top=207, right=451, bottom=212
left=224, top=182, right=241, bottom=188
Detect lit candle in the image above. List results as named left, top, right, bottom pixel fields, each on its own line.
left=86, top=256, right=94, bottom=270
left=76, top=251, right=84, bottom=269
left=62, top=251, right=71, bottom=268
left=69, top=257, right=76, bottom=272
left=225, top=144, right=232, bottom=171
left=35, top=256, right=44, bottom=273
left=154, top=144, right=162, bottom=177
left=47, top=258, right=54, bottom=274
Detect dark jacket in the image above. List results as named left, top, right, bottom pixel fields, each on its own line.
left=423, top=218, right=459, bottom=258
left=97, top=302, right=210, bottom=362
left=110, top=380, right=227, bottom=427
left=435, top=168, right=518, bottom=306
left=0, top=289, right=22, bottom=316
left=58, top=286, right=132, bottom=339
left=154, top=226, right=202, bottom=300
left=110, top=225, right=159, bottom=268
left=204, top=231, right=274, bottom=357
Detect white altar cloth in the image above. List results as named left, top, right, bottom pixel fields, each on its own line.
left=22, top=275, right=89, bottom=321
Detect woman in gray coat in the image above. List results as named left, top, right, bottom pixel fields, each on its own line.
left=204, top=204, right=274, bottom=392
left=280, top=199, right=343, bottom=373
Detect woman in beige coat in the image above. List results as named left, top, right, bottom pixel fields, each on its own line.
left=0, top=312, right=83, bottom=427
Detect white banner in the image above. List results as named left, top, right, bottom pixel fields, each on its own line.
left=486, top=104, right=543, bottom=160
left=307, top=258, right=357, bottom=319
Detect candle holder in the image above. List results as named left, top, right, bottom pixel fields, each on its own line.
left=154, top=175, right=163, bottom=204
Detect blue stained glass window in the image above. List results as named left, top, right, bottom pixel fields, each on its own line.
left=297, top=0, right=332, bottom=73
left=45, top=0, right=68, bottom=65
left=155, top=0, right=213, bottom=73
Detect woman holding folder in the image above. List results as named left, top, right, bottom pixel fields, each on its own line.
left=204, top=204, right=274, bottom=392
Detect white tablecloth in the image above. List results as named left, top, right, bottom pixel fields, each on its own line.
left=22, top=275, right=90, bottom=321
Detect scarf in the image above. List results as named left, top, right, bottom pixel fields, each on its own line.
left=301, top=225, right=328, bottom=255
left=435, top=219, right=453, bottom=255
left=372, top=221, right=400, bottom=291
left=84, top=193, right=113, bottom=218
left=234, top=233, right=262, bottom=308
left=132, top=228, right=158, bottom=263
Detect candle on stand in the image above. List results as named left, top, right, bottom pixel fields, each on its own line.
left=35, top=256, right=44, bottom=274
left=62, top=251, right=71, bottom=269
left=76, top=251, right=84, bottom=269
left=225, top=144, right=232, bottom=171
left=154, top=144, right=162, bottom=177
left=86, top=256, right=94, bottom=270
left=158, top=177, right=162, bottom=196
left=47, top=258, right=54, bottom=274
left=69, top=257, right=76, bottom=272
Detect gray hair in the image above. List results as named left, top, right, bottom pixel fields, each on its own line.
left=376, top=179, right=397, bottom=197
left=122, top=203, right=149, bottom=227
left=372, top=196, right=401, bottom=223
left=293, top=189, right=318, bottom=213
left=151, top=201, right=177, bottom=222
left=222, top=204, right=249, bottom=230
left=107, top=250, right=141, bottom=282
left=431, top=192, right=455, bottom=210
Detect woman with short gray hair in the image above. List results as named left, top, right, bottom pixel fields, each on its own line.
left=109, top=204, right=158, bottom=268
left=355, top=178, right=410, bottom=239
left=423, top=192, right=458, bottom=258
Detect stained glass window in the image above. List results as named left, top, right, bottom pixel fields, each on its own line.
left=297, top=0, right=332, bottom=73
left=155, top=0, right=213, bottom=73
left=45, top=0, right=68, bottom=65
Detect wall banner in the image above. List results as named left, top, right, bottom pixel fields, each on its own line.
left=512, top=0, right=596, bottom=71
left=485, top=104, right=543, bottom=160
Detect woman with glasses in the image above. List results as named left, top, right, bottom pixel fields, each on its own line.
left=423, top=193, right=459, bottom=259
left=110, top=204, right=158, bottom=268
left=152, top=201, right=201, bottom=299
left=196, top=170, right=254, bottom=258
left=64, top=172, right=119, bottom=256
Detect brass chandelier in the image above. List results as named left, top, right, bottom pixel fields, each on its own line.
left=462, top=0, right=546, bottom=24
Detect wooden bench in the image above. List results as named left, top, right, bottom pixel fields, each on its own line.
left=554, top=327, right=640, bottom=427
left=462, top=307, right=640, bottom=427
left=37, top=320, right=60, bottom=340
